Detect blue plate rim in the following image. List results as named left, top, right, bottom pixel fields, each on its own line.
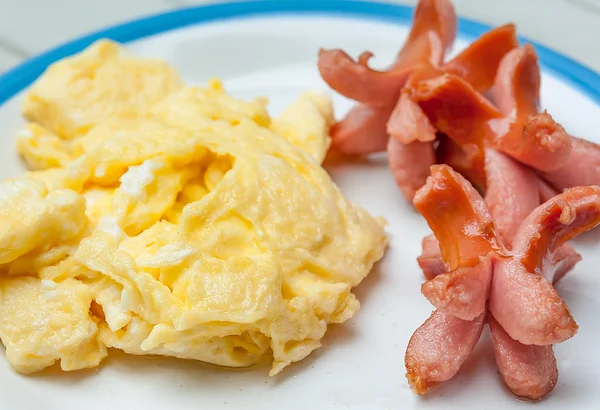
left=0, top=0, right=599, bottom=106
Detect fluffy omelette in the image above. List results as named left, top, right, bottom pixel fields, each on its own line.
left=0, top=40, right=387, bottom=375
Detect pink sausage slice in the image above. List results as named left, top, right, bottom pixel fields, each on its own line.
left=497, top=112, right=572, bottom=173
left=541, top=136, right=600, bottom=190
left=387, top=138, right=436, bottom=202
left=484, top=148, right=540, bottom=247
left=489, top=315, right=558, bottom=400
left=330, top=104, right=394, bottom=155
left=317, top=49, right=414, bottom=106
left=417, top=234, right=446, bottom=280
left=405, top=310, right=486, bottom=394
left=444, top=24, right=519, bottom=93
left=491, top=44, right=540, bottom=121
left=490, top=186, right=600, bottom=345
left=414, top=165, right=501, bottom=320
left=387, top=92, right=438, bottom=144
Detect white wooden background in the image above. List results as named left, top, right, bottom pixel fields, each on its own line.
left=1, top=0, right=599, bottom=73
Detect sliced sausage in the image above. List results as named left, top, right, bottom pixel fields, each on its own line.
left=388, top=138, right=436, bottom=202
left=405, top=310, right=486, bottom=395
left=414, top=165, right=501, bottom=320
left=490, top=186, right=600, bottom=345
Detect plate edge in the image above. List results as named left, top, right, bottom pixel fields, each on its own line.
left=0, top=0, right=598, bottom=106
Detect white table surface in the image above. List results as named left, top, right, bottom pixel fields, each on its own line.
left=0, top=0, right=599, bottom=75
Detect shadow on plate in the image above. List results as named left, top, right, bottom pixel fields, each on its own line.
left=353, top=255, right=385, bottom=306
left=29, top=349, right=268, bottom=384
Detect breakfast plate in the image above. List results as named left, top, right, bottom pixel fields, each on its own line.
left=0, top=1, right=599, bottom=409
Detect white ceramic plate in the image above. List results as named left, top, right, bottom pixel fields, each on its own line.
left=1, top=1, right=599, bottom=409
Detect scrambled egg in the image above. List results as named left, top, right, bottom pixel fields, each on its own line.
left=0, top=40, right=387, bottom=375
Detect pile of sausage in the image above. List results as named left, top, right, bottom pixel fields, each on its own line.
left=318, top=0, right=600, bottom=401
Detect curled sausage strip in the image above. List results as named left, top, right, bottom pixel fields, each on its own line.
left=483, top=148, right=540, bottom=246
left=490, top=186, right=600, bottom=345
left=489, top=315, right=558, bottom=401
left=411, top=162, right=587, bottom=398
left=540, top=136, right=600, bottom=190
left=444, top=24, right=519, bottom=93
left=414, top=165, right=500, bottom=320
left=330, top=104, right=395, bottom=155
left=405, top=310, right=486, bottom=395
left=491, top=43, right=540, bottom=121
left=320, top=0, right=457, bottom=155
left=388, top=138, right=436, bottom=202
